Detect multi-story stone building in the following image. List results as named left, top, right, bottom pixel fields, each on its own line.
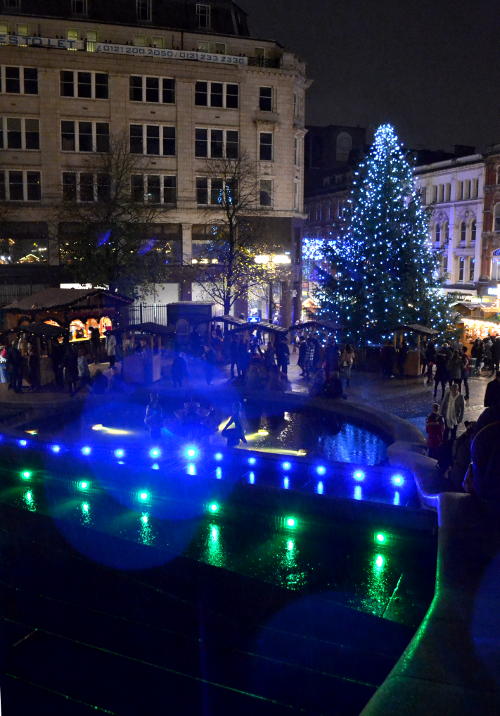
left=414, top=151, right=484, bottom=295
left=0, top=0, right=308, bottom=323
left=480, top=144, right=500, bottom=294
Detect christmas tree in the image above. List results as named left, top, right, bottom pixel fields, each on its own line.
left=317, top=123, right=449, bottom=343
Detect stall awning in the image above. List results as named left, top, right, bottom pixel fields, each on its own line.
left=394, top=324, right=439, bottom=336
left=125, top=322, right=175, bottom=336
left=2, top=322, right=67, bottom=339
left=208, top=315, right=247, bottom=327
left=231, top=321, right=288, bottom=334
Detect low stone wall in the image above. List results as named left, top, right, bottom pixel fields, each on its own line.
left=361, top=491, right=500, bottom=715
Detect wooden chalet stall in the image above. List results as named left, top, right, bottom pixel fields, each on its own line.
left=3, top=288, right=132, bottom=345
left=393, top=323, right=438, bottom=376
left=120, top=322, right=174, bottom=383
left=452, top=302, right=500, bottom=346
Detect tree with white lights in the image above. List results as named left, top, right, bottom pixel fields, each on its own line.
left=318, top=123, right=449, bottom=342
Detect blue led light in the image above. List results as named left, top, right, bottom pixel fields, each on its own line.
left=114, top=448, right=125, bottom=459
left=18, top=439, right=28, bottom=447
left=215, top=467, right=222, bottom=479
left=151, top=463, right=160, bottom=470
left=283, top=476, right=290, bottom=489
left=248, top=457, right=256, bottom=465
left=316, top=481, right=324, bottom=495
left=316, top=465, right=326, bottom=476
left=81, top=446, right=92, bottom=456
left=282, top=461, right=292, bottom=471
left=248, top=471, right=255, bottom=484
left=353, top=469, right=366, bottom=482
left=391, top=473, right=405, bottom=487
left=214, top=452, right=223, bottom=461
left=149, top=447, right=162, bottom=459
left=183, top=445, right=199, bottom=460
left=50, top=444, right=61, bottom=454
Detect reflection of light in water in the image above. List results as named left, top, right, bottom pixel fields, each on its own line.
left=322, top=423, right=386, bottom=465
left=354, top=485, right=362, bottom=500
left=23, top=489, right=37, bottom=512
left=91, top=424, right=133, bottom=436
left=139, top=513, right=154, bottom=545
left=393, top=491, right=400, bottom=506
left=203, top=523, right=225, bottom=568
left=277, top=536, right=306, bottom=590
left=80, top=501, right=92, bottom=525
left=248, top=472, right=255, bottom=484
left=316, top=481, right=324, bottom=495
left=362, top=553, right=392, bottom=616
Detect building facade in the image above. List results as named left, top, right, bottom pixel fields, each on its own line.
left=414, top=153, right=484, bottom=294
left=480, top=144, right=500, bottom=294
left=0, top=0, right=308, bottom=324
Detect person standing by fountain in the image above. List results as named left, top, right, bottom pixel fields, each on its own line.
left=144, top=392, right=164, bottom=440
left=440, top=383, right=465, bottom=443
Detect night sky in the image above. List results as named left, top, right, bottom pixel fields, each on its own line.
left=238, top=0, right=499, bottom=151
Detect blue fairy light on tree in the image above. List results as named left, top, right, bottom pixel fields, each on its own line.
left=317, top=123, right=449, bottom=342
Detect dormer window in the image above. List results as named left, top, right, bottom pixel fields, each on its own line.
left=196, top=3, right=211, bottom=29
left=71, top=0, right=88, bottom=16
left=137, top=0, right=152, bottom=23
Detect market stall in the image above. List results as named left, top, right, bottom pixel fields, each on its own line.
left=120, top=322, right=174, bottom=383
left=452, top=302, right=500, bottom=346
left=393, top=323, right=439, bottom=376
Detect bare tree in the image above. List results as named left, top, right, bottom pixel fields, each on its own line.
left=58, top=133, right=174, bottom=296
left=193, top=152, right=278, bottom=316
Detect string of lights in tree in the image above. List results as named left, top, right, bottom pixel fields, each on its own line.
left=317, top=124, right=449, bottom=342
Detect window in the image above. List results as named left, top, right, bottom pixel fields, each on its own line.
left=131, top=175, right=176, bottom=205
left=129, top=124, right=175, bottom=156
left=434, top=223, right=441, bottom=243
left=194, top=81, right=239, bottom=109
left=294, top=137, right=301, bottom=166
left=196, top=3, right=211, bottom=29
left=471, top=179, right=478, bottom=198
left=259, top=87, right=273, bottom=112
left=61, top=121, right=109, bottom=152
left=294, top=181, right=300, bottom=211
left=62, top=172, right=111, bottom=202
left=420, top=187, right=427, bottom=205
left=469, top=258, right=475, bottom=282
left=470, top=220, right=476, bottom=243
left=438, top=185, right=444, bottom=203
left=196, top=177, right=233, bottom=205
left=458, top=256, right=465, bottom=282
left=456, top=181, right=463, bottom=200
left=136, top=0, right=152, bottom=22
left=494, top=204, right=500, bottom=233
left=464, top=180, right=471, bottom=199
left=0, top=117, right=39, bottom=150
left=195, top=128, right=238, bottom=159
left=129, top=75, right=175, bottom=104
left=442, top=252, right=448, bottom=274
left=71, top=0, right=88, bottom=15
left=444, top=222, right=449, bottom=242
left=259, top=132, right=273, bottom=161
left=336, top=132, right=352, bottom=162
left=259, top=179, right=272, bottom=206
left=432, top=186, right=438, bottom=203
left=0, top=170, right=41, bottom=201
left=214, top=43, right=226, bottom=54
left=460, top=222, right=466, bottom=244
left=0, top=66, right=38, bottom=95
left=67, top=29, right=79, bottom=46
left=445, top=184, right=451, bottom=202
left=86, top=31, right=97, bottom=52
left=60, top=71, right=108, bottom=99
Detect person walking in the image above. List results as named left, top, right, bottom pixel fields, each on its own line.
left=493, top=336, right=500, bottom=373
left=471, top=338, right=483, bottom=376
left=484, top=370, right=500, bottom=408
left=27, top=344, right=40, bottom=392
left=447, top=348, right=463, bottom=390
left=483, top=338, right=493, bottom=374
left=89, top=325, right=101, bottom=364
left=424, top=341, right=437, bottom=384
left=275, top=338, right=290, bottom=376
left=324, top=339, right=340, bottom=379
left=77, top=348, right=91, bottom=389
left=105, top=329, right=117, bottom=368
left=433, top=348, right=449, bottom=400
left=380, top=341, right=396, bottom=378
left=460, top=346, right=470, bottom=401
left=425, top=402, right=445, bottom=460
left=144, top=392, right=164, bottom=440
left=340, top=344, right=355, bottom=387
left=297, top=336, right=307, bottom=376
left=229, top=334, right=239, bottom=379
left=202, top=344, right=216, bottom=386
left=440, top=383, right=465, bottom=443
left=171, top=352, right=187, bottom=388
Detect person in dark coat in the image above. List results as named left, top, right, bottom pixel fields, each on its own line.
left=324, top=340, right=340, bottom=379
left=27, top=345, right=40, bottom=392
left=484, top=371, right=500, bottom=408
left=275, top=338, right=290, bottom=376
left=171, top=352, right=187, bottom=388
left=467, top=414, right=500, bottom=499
left=202, top=345, right=216, bottom=385
left=493, top=337, right=500, bottom=373
left=229, top=335, right=239, bottom=379
left=7, top=342, right=23, bottom=393
left=380, top=341, right=396, bottom=378
left=433, top=349, right=449, bottom=400
left=63, top=345, right=78, bottom=395
left=297, top=336, right=307, bottom=376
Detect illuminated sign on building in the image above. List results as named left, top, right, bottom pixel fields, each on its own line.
left=0, top=34, right=248, bottom=65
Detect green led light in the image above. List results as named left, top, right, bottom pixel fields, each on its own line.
left=138, top=490, right=150, bottom=503
left=285, top=516, right=297, bottom=529
left=77, top=480, right=90, bottom=491
left=208, top=502, right=220, bottom=514
left=20, top=470, right=33, bottom=480
left=375, top=532, right=387, bottom=544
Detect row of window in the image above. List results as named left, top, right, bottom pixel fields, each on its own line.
left=0, top=66, right=278, bottom=111
left=0, top=118, right=280, bottom=162
left=434, top=220, right=477, bottom=245
left=0, top=169, right=275, bottom=206
left=424, top=179, right=480, bottom=204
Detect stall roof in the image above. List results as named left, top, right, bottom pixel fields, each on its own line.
left=231, top=320, right=288, bottom=334
left=3, top=287, right=132, bottom=311
left=208, top=315, right=247, bottom=326
left=125, top=322, right=175, bottom=336
left=2, top=322, right=66, bottom=339
left=394, top=323, right=439, bottom=336
left=289, top=319, right=341, bottom=332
